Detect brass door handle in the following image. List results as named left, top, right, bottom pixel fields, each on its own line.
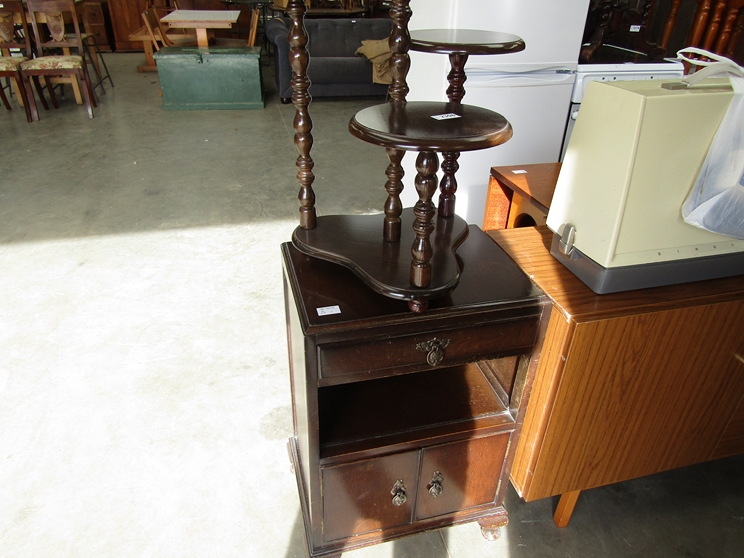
left=416, top=337, right=451, bottom=366
left=391, top=480, right=407, bottom=506
left=427, top=471, right=443, bottom=497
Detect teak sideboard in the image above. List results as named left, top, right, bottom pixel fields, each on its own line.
left=488, top=226, right=744, bottom=527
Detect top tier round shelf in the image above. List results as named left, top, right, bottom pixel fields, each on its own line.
left=349, top=101, right=513, bottom=152
left=410, top=29, right=525, bottom=56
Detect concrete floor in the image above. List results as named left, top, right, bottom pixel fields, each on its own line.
left=2, top=53, right=743, bottom=558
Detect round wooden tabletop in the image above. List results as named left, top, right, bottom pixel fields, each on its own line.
left=349, top=101, right=512, bottom=152
left=410, top=29, right=525, bottom=56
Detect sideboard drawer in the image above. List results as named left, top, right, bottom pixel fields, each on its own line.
left=318, top=317, right=538, bottom=379
left=322, top=451, right=420, bottom=542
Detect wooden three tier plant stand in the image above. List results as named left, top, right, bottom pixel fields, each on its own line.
left=281, top=1, right=550, bottom=556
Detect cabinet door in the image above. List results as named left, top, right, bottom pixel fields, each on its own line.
left=322, top=451, right=420, bottom=542
left=524, top=299, right=744, bottom=499
left=415, top=434, right=510, bottom=521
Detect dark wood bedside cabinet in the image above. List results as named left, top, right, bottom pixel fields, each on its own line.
left=282, top=227, right=551, bottom=557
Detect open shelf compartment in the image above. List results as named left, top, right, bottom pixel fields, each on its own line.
left=318, top=356, right=522, bottom=462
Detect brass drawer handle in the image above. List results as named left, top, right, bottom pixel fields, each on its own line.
left=391, top=480, right=407, bottom=506
left=416, top=337, right=451, bottom=366
left=428, top=471, right=443, bottom=497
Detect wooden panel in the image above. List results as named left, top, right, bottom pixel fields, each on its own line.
left=322, top=451, right=419, bottom=542
left=524, top=300, right=744, bottom=499
left=712, top=336, right=744, bottom=459
left=483, top=176, right=512, bottom=231
left=414, top=434, right=509, bottom=520
left=488, top=226, right=744, bottom=321
left=284, top=274, right=315, bottom=509
left=490, top=163, right=561, bottom=213
left=510, top=309, right=572, bottom=496
left=712, top=392, right=744, bottom=459
left=107, top=0, right=149, bottom=50
left=479, top=355, right=519, bottom=404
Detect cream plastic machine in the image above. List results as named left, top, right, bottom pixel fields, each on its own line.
left=546, top=77, right=744, bottom=293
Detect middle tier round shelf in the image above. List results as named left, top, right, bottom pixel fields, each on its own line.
left=349, top=101, right=513, bottom=152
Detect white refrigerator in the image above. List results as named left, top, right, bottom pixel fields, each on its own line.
left=402, top=0, right=591, bottom=225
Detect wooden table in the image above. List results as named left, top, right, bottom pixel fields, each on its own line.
left=488, top=225, right=744, bottom=528
left=483, top=162, right=561, bottom=230
left=160, top=9, right=239, bottom=48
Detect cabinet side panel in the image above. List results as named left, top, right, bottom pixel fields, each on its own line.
left=711, top=383, right=744, bottom=459
left=528, top=300, right=744, bottom=498
left=483, top=176, right=512, bottom=231
left=511, top=310, right=571, bottom=498
left=284, top=275, right=313, bottom=510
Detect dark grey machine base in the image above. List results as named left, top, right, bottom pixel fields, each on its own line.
left=550, top=234, right=744, bottom=294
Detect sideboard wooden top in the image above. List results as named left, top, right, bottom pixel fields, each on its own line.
left=488, top=226, right=744, bottom=321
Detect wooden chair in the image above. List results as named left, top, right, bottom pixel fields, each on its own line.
left=580, top=0, right=666, bottom=62
left=142, top=7, right=197, bottom=51
left=662, top=0, right=744, bottom=61
left=150, top=0, right=193, bottom=37
left=21, top=0, right=96, bottom=119
left=0, top=0, right=41, bottom=122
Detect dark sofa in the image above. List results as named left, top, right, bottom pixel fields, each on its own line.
left=266, top=17, right=393, bottom=103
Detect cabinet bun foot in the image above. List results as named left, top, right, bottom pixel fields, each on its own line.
left=408, top=299, right=428, bottom=313
left=480, top=526, right=502, bottom=541
left=478, top=507, right=508, bottom=541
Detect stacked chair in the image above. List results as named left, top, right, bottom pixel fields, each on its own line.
left=2, top=0, right=114, bottom=121
left=21, top=0, right=96, bottom=119
left=142, top=3, right=198, bottom=52
left=0, top=1, right=41, bottom=122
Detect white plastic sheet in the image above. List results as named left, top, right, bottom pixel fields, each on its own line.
left=679, top=48, right=744, bottom=239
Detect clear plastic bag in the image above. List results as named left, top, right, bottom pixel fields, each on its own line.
left=678, top=48, right=744, bottom=239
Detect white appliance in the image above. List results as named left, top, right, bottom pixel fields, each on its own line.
left=560, top=60, right=686, bottom=159
left=547, top=78, right=744, bottom=294
left=402, top=0, right=592, bottom=225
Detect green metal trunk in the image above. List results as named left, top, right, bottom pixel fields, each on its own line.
left=154, top=46, right=264, bottom=110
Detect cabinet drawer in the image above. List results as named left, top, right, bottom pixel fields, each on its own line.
left=82, top=3, right=110, bottom=50
left=322, top=451, right=420, bottom=542
left=86, top=24, right=107, bottom=47
left=415, top=434, right=510, bottom=521
left=318, top=317, right=538, bottom=380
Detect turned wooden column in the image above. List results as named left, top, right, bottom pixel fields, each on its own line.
left=382, top=0, right=411, bottom=243
left=388, top=0, right=411, bottom=103
left=384, top=147, right=405, bottom=242
left=287, top=0, right=316, bottom=230
left=410, top=150, right=439, bottom=292
left=661, top=0, right=683, bottom=49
